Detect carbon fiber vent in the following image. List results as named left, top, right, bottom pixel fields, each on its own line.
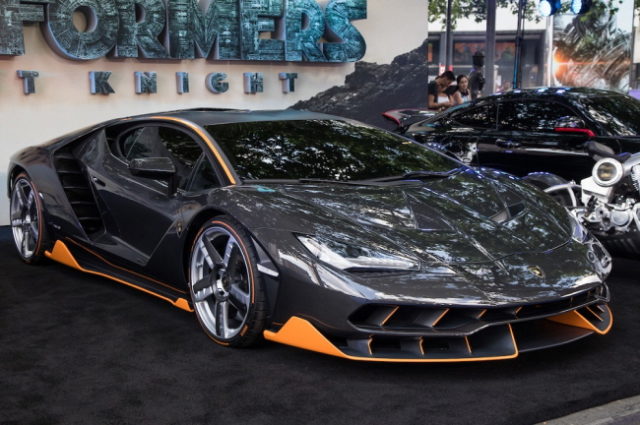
left=53, top=148, right=104, bottom=235
left=348, top=285, right=606, bottom=337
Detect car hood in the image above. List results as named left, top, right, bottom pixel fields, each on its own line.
left=228, top=168, right=572, bottom=266
left=214, top=168, right=606, bottom=305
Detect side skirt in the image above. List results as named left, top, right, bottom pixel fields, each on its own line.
left=45, top=239, right=193, bottom=313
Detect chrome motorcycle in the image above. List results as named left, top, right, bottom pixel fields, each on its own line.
left=524, top=141, right=640, bottom=257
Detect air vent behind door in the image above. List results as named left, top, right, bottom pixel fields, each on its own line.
left=53, top=149, right=104, bottom=235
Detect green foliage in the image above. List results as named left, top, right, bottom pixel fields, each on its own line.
left=428, top=0, right=624, bottom=28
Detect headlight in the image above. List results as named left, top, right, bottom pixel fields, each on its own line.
left=592, top=158, right=623, bottom=187
left=569, top=213, right=589, bottom=243
left=297, top=235, right=419, bottom=272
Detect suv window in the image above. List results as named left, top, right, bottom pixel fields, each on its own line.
left=118, top=126, right=204, bottom=190
left=499, top=100, right=582, bottom=132
left=451, top=103, right=497, bottom=129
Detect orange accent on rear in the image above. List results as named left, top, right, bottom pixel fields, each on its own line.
left=46, top=239, right=82, bottom=269
left=150, top=116, right=237, bottom=185
left=46, top=240, right=194, bottom=313
left=547, top=306, right=613, bottom=335
left=263, top=316, right=520, bottom=362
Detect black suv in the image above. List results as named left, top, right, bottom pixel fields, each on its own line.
left=403, top=87, right=640, bottom=182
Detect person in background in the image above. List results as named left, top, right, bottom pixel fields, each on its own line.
left=469, top=51, right=485, bottom=100
left=427, top=71, right=455, bottom=111
left=447, top=74, right=471, bottom=105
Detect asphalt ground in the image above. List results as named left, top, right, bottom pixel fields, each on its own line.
left=538, top=395, right=640, bottom=425
left=1, top=225, right=639, bottom=425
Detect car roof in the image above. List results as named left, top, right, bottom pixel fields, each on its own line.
left=123, top=108, right=342, bottom=127
left=483, top=86, right=624, bottom=102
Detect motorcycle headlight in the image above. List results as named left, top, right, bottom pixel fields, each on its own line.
left=297, top=236, right=419, bottom=272
left=569, top=213, right=589, bottom=243
left=592, top=158, right=623, bottom=187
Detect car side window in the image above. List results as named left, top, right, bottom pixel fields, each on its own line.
left=499, top=101, right=582, bottom=132
left=188, top=157, right=220, bottom=192
left=118, top=126, right=204, bottom=190
left=451, top=103, right=497, bottom=129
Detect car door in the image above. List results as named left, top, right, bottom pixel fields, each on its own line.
left=407, top=101, right=498, bottom=165
left=491, top=99, right=595, bottom=180
left=84, top=124, right=205, bottom=268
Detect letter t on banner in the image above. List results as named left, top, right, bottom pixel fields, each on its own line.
left=16, top=70, right=39, bottom=94
left=279, top=73, right=298, bottom=93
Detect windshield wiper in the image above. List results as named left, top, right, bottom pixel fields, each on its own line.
left=369, top=169, right=459, bottom=183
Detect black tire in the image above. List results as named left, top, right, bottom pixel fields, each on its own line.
left=188, top=216, right=266, bottom=347
left=523, top=172, right=576, bottom=207
left=10, top=173, right=49, bottom=264
left=594, top=229, right=640, bottom=259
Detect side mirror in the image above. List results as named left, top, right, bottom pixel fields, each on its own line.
left=128, top=157, right=176, bottom=179
left=129, top=157, right=178, bottom=195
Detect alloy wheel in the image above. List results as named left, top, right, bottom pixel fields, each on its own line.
left=190, top=225, right=253, bottom=341
left=10, top=177, right=41, bottom=260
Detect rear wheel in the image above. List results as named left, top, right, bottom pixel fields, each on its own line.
left=10, top=173, right=48, bottom=264
left=188, top=216, right=266, bottom=347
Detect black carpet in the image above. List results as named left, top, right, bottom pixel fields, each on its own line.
left=1, top=226, right=639, bottom=425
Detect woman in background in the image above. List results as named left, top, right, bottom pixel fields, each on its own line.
left=447, top=74, right=471, bottom=105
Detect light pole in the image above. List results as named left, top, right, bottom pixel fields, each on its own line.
left=445, top=0, right=454, bottom=70
left=485, top=0, right=497, bottom=95
left=512, top=0, right=527, bottom=89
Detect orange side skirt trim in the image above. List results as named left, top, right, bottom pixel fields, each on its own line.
left=263, top=316, right=519, bottom=363
left=547, top=306, right=613, bottom=335
left=45, top=240, right=194, bottom=313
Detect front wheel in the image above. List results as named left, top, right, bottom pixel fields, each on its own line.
left=188, top=216, right=266, bottom=347
left=10, top=173, right=48, bottom=264
left=523, top=172, right=580, bottom=208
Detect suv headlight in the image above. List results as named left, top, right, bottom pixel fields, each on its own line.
left=297, top=235, right=419, bottom=272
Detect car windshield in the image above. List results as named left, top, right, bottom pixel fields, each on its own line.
left=580, top=94, right=640, bottom=137
left=205, top=119, right=461, bottom=181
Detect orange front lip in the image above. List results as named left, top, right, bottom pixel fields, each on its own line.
left=263, top=305, right=613, bottom=362
left=263, top=316, right=521, bottom=362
